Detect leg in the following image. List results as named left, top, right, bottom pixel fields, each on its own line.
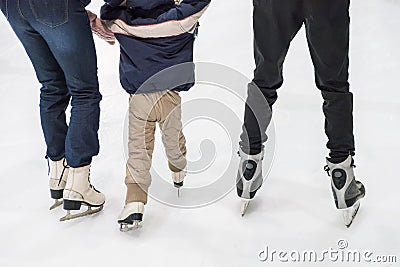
left=119, top=94, right=157, bottom=230
left=304, top=0, right=354, bottom=162
left=5, top=2, right=69, bottom=161
left=240, top=0, right=304, bottom=154
left=158, top=91, right=186, bottom=194
left=125, top=94, right=157, bottom=205
left=237, top=0, right=304, bottom=214
left=306, top=1, right=364, bottom=227
left=4, top=1, right=105, bottom=216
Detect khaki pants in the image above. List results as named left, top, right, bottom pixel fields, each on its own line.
left=125, top=90, right=187, bottom=204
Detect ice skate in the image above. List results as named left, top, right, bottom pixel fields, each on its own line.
left=47, top=157, right=69, bottom=210
left=118, top=202, right=144, bottom=232
left=60, top=165, right=105, bottom=222
left=236, top=148, right=264, bottom=216
left=172, top=170, right=186, bottom=197
left=325, top=155, right=366, bottom=227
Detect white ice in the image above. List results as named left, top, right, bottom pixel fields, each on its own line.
left=0, top=0, right=399, bottom=266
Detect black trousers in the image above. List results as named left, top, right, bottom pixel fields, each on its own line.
left=242, top=0, right=354, bottom=161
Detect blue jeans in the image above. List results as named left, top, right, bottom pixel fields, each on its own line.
left=0, top=0, right=101, bottom=168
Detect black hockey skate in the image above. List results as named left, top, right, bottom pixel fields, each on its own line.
left=325, top=156, right=366, bottom=227
left=236, top=148, right=264, bottom=216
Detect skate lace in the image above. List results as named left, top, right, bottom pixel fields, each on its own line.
left=324, top=165, right=330, bottom=176
left=45, top=156, right=70, bottom=185
left=87, top=170, right=100, bottom=193
left=45, top=155, right=50, bottom=175
left=58, top=159, right=70, bottom=186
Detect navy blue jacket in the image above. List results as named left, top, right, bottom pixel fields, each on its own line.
left=100, top=0, right=210, bottom=94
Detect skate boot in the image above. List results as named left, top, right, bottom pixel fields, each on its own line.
left=118, top=202, right=144, bottom=232
left=47, top=157, right=69, bottom=210
left=324, top=155, right=366, bottom=227
left=60, top=165, right=105, bottom=221
left=236, top=148, right=264, bottom=216
left=172, top=170, right=186, bottom=197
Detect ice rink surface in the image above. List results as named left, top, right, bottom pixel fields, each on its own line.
left=0, top=0, right=399, bottom=266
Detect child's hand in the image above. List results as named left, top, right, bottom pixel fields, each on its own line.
left=87, top=10, right=116, bottom=45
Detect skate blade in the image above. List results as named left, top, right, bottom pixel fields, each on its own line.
left=49, top=199, right=63, bottom=210
left=241, top=200, right=250, bottom=217
left=342, top=201, right=360, bottom=228
left=60, top=205, right=103, bottom=222
left=120, top=221, right=142, bottom=232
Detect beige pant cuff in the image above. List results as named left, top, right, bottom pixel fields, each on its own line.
left=168, top=160, right=187, bottom=173
left=125, top=183, right=149, bottom=204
